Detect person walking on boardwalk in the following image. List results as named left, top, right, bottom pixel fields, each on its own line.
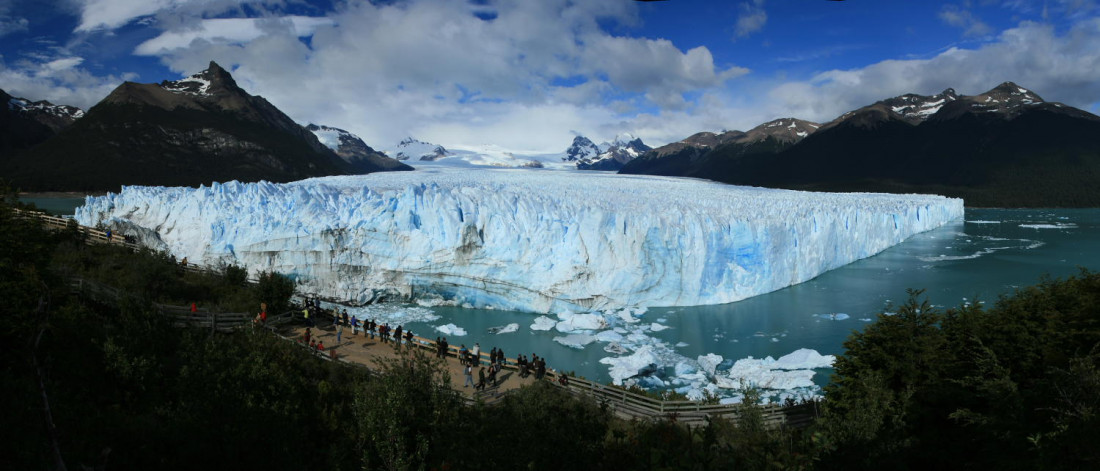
left=394, top=325, right=403, bottom=348
left=487, top=363, right=498, bottom=387
left=464, top=364, right=474, bottom=388
left=476, top=366, right=486, bottom=391
left=336, top=323, right=344, bottom=343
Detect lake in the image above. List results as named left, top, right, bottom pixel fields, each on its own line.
left=352, top=208, right=1100, bottom=399
left=27, top=196, right=1100, bottom=399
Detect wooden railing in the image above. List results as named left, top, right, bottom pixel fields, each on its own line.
left=333, top=317, right=821, bottom=427
left=69, top=277, right=252, bottom=332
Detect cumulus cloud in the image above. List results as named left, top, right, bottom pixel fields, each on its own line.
left=134, top=16, right=334, bottom=55
left=763, top=20, right=1100, bottom=124
left=0, top=55, right=133, bottom=109
left=735, top=0, right=767, bottom=39
left=72, top=0, right=285, bottom=32
left=134, top=0, right=744, bottom=150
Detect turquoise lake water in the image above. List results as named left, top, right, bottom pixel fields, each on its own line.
left=375, top=208, right=1100, bottom=389
left=29, top=197, right=1099, bottom=391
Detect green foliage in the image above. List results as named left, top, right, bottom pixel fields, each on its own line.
left=818, top=271, right=1100, bottom=470
left=255, top=270, right=294, bottom=315
left=353, top=348, right=462, bottom=471
left=223, top=263, right=248, bottom=287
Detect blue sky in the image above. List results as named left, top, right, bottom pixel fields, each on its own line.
left=2, top=0, right=1099, bottom=152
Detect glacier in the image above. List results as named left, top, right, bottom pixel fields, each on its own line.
left=75, top=167, right=963, bottom=313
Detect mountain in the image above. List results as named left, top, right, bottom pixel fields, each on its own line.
left=386, top=137, right=451, bottom=161
left=562, top=135, right=602, bottom=162
left=620, top=118, right=818, bottom=176
left=306, top=124, right=410, bottom=173
left=575, top=133, right=652, bottom=171
left=1, top=89, right=84, bottom=152
left=2, top=61, right=409, bottom=192
left=622, top=83, right=1100, bottom=207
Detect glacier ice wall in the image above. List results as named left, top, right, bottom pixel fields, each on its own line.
left=75, top=168, right=963, bottom=313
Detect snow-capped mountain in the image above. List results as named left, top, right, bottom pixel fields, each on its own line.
left=1, top=88, right=84, bottom=151
left=576, top=133, right=652, bottom=170
left=3, top=61, right=410, bottom=191
left=622, top=119, right=818, bottom=176
left=7, top=95, right=85, bottom=130
left=563, top=135, right=602, bottom=162
left=742, top=118, right=820, bottom=144
left=386, top=137, right=451, bottom=161
left=307, top=124, right=409, bottom=173
left=623, top=81, right=1100, bottom=207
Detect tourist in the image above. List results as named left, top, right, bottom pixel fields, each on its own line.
left=304, top=327, right=312, bottom=345
left=394, top=325, right=403, bottom=347
left=458, top=345, right=469, bottom=365
left=310, top=339, right=317, bottom=351
left=464, top=364, right=474, bottom=388
left=476, top=366, right=486, bottom=390
left=318, top=341, right=325, bottom=352
left=536, top=358, right=547, bottom=380
left=488, top=363, right=498, bottom=387
left=350, top=316, right=359, bottom=335
left=105, top=228, right=112, bottom=242
left=336, top=323, right=344, bottom=343
left=472, top=343, right=481, bottom=365
left=342, top=309, right=350, bottom=326
left=497, top=347, right=505, bottom=367
left=404, top=330, right=413, bottom=348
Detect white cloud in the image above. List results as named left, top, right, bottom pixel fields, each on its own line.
left=939, top=4, right=993, bottom=37
left=72, top=0, right=286, bottom=32
left=735, top=0, right=767, bottom=39
left=134, top=16, right=334, bottom=55
left=0, top=55, right=132, bottom=109
left=0, top=16, right=29, bottom=37
left=134, top=0, right=744, bottom=151
left=762, top=20, right=1100, bottom=124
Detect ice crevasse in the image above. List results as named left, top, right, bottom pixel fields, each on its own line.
left=75, top=168, right=964, bottom=313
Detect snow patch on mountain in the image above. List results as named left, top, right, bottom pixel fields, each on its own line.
left=8, top=97, right=85, bottom=120
left=386, top=137, right=451, bottom=161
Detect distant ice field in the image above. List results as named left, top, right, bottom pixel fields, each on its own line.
left=76, top=167, right=964, bottom=314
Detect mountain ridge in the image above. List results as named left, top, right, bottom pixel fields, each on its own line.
left=622, top=82, right=1100, bottom=207
left=2, top=61, right=410, bottom=191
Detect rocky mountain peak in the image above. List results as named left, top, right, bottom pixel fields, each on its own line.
left=388, top=137, right=450, bottom=161
left=744, top=118, right=820, bottom=144
left=563, top=135, right=601, bottom=162
left=158, top=61, right=241, bottom=98
left=5, top=91, right=85, bottom=132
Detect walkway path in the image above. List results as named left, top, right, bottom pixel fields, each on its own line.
left=279, top=322, right=541, bottom=401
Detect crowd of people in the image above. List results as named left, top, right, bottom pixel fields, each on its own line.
left=292, top=298, right=566, bottom=391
